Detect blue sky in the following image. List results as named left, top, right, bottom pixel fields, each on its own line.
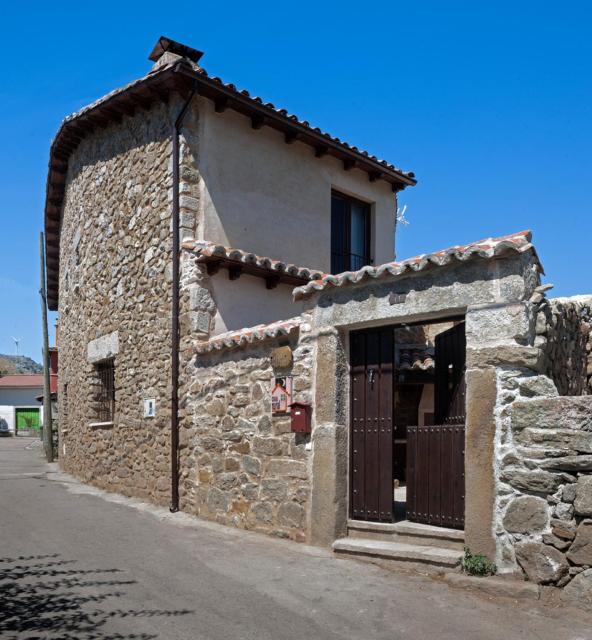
left=0, top=1, right=590, bottom=361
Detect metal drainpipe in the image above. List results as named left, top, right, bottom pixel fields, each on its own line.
left=170, top=82, right=197, bottom=513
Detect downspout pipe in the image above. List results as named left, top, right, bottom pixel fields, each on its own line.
left=170, top=82, right=198, bottom=513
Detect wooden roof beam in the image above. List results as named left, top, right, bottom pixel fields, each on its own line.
left=215, top=97, right=229, bottom=113
left=49, top=171, right=66, bottom=185
left=171, top=76, right=193, bottom=101
left=145, top=86, right=170, bottom=104
left=83, top=113, right=109, bottom=129
left=133, top=92, right=153, bottom=111
left=206, top=260, right=222, bottom=276
left=228, top=265, right=243, bottom=281
left=49, top=162, right=68, bottom=175
left=67, top=122, right=93, bottom=137
left=265, top=275, right=281, bottom=290
left=114, top=100, right=136, bottom=118
left=100, top=107, right=123, bottom=124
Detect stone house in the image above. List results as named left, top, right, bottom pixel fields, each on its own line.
left=44, top=37, right=592, bottom=603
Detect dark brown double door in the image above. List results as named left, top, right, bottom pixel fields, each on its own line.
left=349, top=323, right=466, bottom=526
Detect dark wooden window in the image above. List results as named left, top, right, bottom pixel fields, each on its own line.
left=95, top=360, right=115, bottom=423
left=331, top=191, right=371, bottom=273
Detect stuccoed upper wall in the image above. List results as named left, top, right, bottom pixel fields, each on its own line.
left=57, top=102, right=180, bottom=502
left=190, top=97, right=398, bottom=273
left=211, top=274, right=301, bottom=335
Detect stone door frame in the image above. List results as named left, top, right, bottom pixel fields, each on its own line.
left=309, top=311, right=497, bottom=559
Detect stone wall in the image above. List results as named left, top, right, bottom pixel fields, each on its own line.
left=178, top=323, right=315, bottom=541
left=495, top=390, right=592, bottom=607
left=536, top=295, right=592, bottom=396
left=55, top=93, right=319, bottom=538
left=58, top=101, right=191, bottom=504
left=487, top=291, right=592, bottom=606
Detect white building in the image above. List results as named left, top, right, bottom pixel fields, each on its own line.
left=0, top=375, right=44, bottom=435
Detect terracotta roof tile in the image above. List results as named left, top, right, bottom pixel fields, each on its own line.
left=190, top=65, right=415, bottom=180
left=0, top=375, right=44, bottom=388
left=55, top=58, right=415, bottom=185
left=185, top=241, right=324, bottom=281
left=196, top=317, right=303, bottom=354
left=398, top=347, right=435, bottom=371
left=294, top=230, right=542, bottom=300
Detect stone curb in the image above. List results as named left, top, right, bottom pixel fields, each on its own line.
left=443, top=572, right=540, bottom=600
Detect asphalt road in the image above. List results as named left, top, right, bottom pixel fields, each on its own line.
left=1, top=436, right=590, bottom=640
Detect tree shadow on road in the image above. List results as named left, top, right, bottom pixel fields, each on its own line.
left=0, top=553, right=193, bottom=639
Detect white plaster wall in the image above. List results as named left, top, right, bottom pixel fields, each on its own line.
left=212, top=274, right=301, bottom=334
left=0, top=392, right=43, bottom=433
left=0, top=406, right=14, bottom=431
left=193, top=98, right=398, bottom=273
left=418, top=383, right=434, bottom=426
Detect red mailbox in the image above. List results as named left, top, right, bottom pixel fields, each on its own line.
left=290, top=402, right=312, bottom=434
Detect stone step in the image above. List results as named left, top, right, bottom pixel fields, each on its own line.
left=333, top=538, right=462, bottom=571
left=347, top=519, right=465, bottom=551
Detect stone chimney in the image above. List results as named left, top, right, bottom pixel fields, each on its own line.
left=148, top=36, right=204, bottom=71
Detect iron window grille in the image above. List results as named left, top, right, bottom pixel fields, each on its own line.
left=95, top=359, right=115, bottom=423
left=331, top=190, right=372, bottom=274
left=62, top=382, right=68, bottom=425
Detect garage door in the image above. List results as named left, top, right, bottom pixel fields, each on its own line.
left=15, top=408, right=41, bottom=436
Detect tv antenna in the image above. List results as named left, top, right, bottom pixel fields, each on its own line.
left=12, top=337, right=20, bottom=357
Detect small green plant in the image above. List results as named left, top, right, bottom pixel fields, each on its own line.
left=461, top=547, right=497, bottom=577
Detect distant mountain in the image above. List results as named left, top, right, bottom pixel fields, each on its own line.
left=0, top=355, right=43, bottom=375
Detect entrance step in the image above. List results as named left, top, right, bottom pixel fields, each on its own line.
left=347, top=519, right=465, bottom=551
left=333, top=538, right=462, bottom=572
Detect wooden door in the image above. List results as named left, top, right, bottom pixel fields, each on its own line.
left=434, top=322, right=466, bottom=424
left=406, top=322, right=466, bottom=529
left=350, top=328, right=394, bottom=522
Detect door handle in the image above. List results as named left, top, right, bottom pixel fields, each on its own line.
left=368, top=368, right=376, bottom=385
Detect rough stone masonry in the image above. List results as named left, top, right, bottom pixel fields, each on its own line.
left=177, top=319, right=315, bottom=541
left=492, top=293, right=592, bottom=609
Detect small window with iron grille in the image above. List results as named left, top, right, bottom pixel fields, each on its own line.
left=94, top=359, right=115, bottom=423
left=62, top=382, right=68, bottom=426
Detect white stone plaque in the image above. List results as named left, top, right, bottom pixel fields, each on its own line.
left=144, top=399, right=156, bottom=418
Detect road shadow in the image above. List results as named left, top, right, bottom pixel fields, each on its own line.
left=0, top=553, right=193, bottom=639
